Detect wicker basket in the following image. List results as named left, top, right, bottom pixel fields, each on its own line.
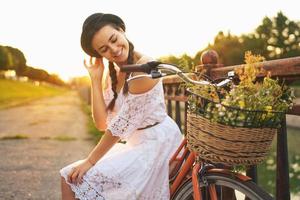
left=186, top=112, right=278, bottom=166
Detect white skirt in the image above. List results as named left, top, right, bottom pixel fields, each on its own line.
left=60, top=116, right=183, bottom=200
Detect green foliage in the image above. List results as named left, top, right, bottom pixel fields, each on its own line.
left=81, top=101, right=104, bottom=143
left=256, top=12, right=300, bottom=59
left=258, top=127, right=300, bottom=196
left=53, top=135, right=77, bottom=141
left=0, top=45, right=26, bottom=72
left=0, top=44, right=65, bottom=86
left=160, top=11, right=300, bottom=68
left=158, top=53, right=195, bottom=71
left=0, top=79, right=67, bottom=109
left=0, top=134, right=29, bottom=140
left=208, top=31, right=245, bottom=65
left=69, top=76, right=91, bottom=88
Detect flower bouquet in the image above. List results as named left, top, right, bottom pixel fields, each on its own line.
left=185, top=52, right=295, bottom=166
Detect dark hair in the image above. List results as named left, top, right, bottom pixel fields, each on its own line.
left=80, top=13, right=133, bottom=110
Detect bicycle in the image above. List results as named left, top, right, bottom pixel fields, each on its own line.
left=121, top=61, right=276, bottom=200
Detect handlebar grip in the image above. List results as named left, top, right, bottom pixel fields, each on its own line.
left=120, top=61, right=161, bottom=74
left=120, top=64, right=150, bottom=73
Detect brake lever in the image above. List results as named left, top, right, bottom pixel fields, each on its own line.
left=216, top=78, right=232, bottom=87
left=126, top=70, right=165, bottom=82
left=151, top=70, right=163, bottom=79
left=216, top=70, right=235, bottom=87
left=126, top=74, right=152, bottom=82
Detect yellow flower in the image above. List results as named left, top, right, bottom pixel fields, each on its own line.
left=264, top=106, right=272, bottom=112
left=239, top=101, right=245, bottom=108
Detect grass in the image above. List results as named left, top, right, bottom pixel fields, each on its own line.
left=81, top=101, right=104, bottom=143
left=0, top=79, right=68, bottom=109
left=0, top=134, right=29, bottom=140
left=53, top=135, right=77, bottom=141
left=257, top=126, right=300, bottom=197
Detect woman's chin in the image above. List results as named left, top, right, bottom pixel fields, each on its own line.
left=114, top=57, right=128, bottom=65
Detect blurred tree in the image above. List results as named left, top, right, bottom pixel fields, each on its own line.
left=206, top=31, right=245, bottom=65
left=179, top=53, right=194, bottom=71
left=69, top=76, right=91, bottom=88
left=22, top=66, right=48, bottom=81
left=0, top=46, right=9, bottom=70
left=0, top=45, right=26, bottom=72
left=255, top=11, right=300, bottom=59
left=47, top=74, right=66, bottom=86
left=7, top=46, right=27, bottom=74
left=158, top=54, right=194, bottom=71
left=193, top=11, right=300, bottom=66
left=0, top=46, right=13, bottom=70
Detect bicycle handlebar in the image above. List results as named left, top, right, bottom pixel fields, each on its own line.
left=120, top=61, right=234, bottom=87
left=120, top=61, right=161, bottom=74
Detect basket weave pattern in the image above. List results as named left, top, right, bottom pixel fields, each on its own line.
left=186, top=112, right=277, bottom=166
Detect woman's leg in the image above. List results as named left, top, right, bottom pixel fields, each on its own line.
left=61, top=177, right=76, bottom=200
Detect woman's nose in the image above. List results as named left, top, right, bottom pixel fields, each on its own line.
left=109, top=45, right=119, bottom=55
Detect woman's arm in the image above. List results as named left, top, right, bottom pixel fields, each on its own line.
left=68, top=130, right=120, bottom=184
left=84, top=57, right=108, bottom=131
left=87, top=129, right=120, bottom=164
left=90, top=78, right=108, bottom=130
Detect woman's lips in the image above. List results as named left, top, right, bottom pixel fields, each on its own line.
left=114, top=48, right=123, bottom=58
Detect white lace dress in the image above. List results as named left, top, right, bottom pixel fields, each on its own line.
left=60, top=78, right=183, bottom=200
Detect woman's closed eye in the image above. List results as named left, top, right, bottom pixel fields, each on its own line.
left=100, top=47, right=108, bottom=53
left=99, top=37, right=117, bottom=53
left=111, top=36, right=117, bottom=43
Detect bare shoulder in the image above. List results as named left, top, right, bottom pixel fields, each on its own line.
left=128, top=56, right=160, bottom=95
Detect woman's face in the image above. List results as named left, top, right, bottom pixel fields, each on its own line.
left=91, top=24, right=129, bottom=65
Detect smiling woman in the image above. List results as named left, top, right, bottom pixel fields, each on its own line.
left=59, top=13, right=183, bottom=200
left=92, top=26, right=129, bottom=64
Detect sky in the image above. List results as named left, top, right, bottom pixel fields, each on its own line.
left=1, top=0, right=299, bottom=81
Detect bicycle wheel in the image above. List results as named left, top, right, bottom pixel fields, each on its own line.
left=171, top=172, right=273, bottom=200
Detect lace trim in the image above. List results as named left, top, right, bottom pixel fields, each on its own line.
left=67, top=172, right=123, bottom=200
left=68, top=177, right=105, bottom=200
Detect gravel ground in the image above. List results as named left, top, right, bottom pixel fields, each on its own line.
left=0, top=91, right=94, bottom=200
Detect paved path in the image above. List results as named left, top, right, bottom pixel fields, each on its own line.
left=0, top=91, right=94, bottom=200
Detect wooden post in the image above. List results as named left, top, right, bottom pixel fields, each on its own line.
left=276, top=115, right=290, bottom=200
left=175, top=84, right=182, bottom=131
left=167, top=85, right=173, bottom=117
left=246, top=166, right=257, bottom=183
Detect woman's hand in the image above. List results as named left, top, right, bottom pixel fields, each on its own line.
left=67, top=159, right=94, bottom=185
left=84, top=56, right=105, bottom=80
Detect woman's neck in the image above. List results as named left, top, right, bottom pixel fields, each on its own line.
left=132, top=51, right=143, bottom=64
left=116, top=51, right=143, bottom=67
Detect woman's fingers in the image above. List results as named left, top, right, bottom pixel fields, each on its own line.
left=83, top=59, right=88, bottom=68
left=95, top=57, right=102, bottom=65
left=84, top=56, right=103, bottom=69
left=89, top=56, right=93, bottom=66
left=71, top=170, right=79, bottom=184
left=67, top=167, right=75, bottom=183
left=77, top=172, right=85, bottom=184
left=67, top=161, right=92, bottom=185
left=67, top=167, right=79, bottom=184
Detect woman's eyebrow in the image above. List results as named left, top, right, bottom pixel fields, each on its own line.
left=99, top=33, right=115, bottom=50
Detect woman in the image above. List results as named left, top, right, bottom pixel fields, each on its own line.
left=60, top=13, right=183, bottom=200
